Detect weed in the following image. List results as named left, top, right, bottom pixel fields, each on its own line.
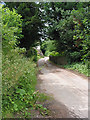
left=35, top=104, right=50, bottom=116
left=2, top=50, right=38, bottom=118
left=38, top=93, right=51, bottom=103
left=63, top=62, right=89, bottom=77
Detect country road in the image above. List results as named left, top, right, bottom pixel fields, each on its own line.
left=37, top=57, right=89, bottom=118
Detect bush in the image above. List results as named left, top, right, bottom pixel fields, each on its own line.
left=72, top=7, right=89, bottom=62
left=2, top=7, right=39, bottom=117
left=45, top=51, right=52, bottom=56
left=50, top=51, right=64, bottom=57
left=68, top=51, right=81, bottom=63
left=40, top=39, right=56, bottom=56
left=26, top=48, right=37, bottom=62
left=2, top=7, right=23, bottom=55
left=2, top=50, right=38, bottom=117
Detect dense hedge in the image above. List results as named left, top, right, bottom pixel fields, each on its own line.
left=2, top=7, right=40, bottom=118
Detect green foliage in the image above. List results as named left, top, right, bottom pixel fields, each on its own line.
left=63, top=62, right=89, bottom=77
left=50, top=51, right=62, bottom=57
left=72, top=7, right=90, bottom=62
left=35, top=104, right=49, bottom=116
left=68, top=51, right=81, bottom=63
left=37, top=53, right=44, bottom=60
left=2, top=49, right=48, bottom=117
left=5, top=3, right=44, bottom=50
left=42, top=3, right=89, bottom=63
left=41, top=39, right=56, bottom=56
left=2, top=52, right=38, bottom=117
left=2, top=7, right=49, bottom=117
left=26, top=48, right=38, bottom=62
left=42, top=4, right=76, bottom=61
left=2, top=7, right=23, bottom=55
left=2, top=3, right=89, bottom=117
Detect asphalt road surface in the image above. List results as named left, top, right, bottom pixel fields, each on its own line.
left=37, top=57, right=89, bottom=118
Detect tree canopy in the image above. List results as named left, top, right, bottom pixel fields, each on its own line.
left=4, top=2, right=90, bottom=62
left=5, top=2, right=44, bottom=50
left=40, top=2, right=89, bottom=62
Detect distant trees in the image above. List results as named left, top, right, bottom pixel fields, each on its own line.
left=40, top=39, right=56, bottom=56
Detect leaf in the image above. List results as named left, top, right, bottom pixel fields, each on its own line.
left=14, top=104, right=18, bottom=111
left=16, top=89, right=26, bottom=95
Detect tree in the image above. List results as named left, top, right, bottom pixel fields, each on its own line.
left=2, top=7, right=22, bottom=54
left=41, top=2, right=89, bottom=62
left=72, top=7, right=90, bottom=62
left=40, top=39, right=56, bottom=56
left=5, top=2, right=44, bottom=50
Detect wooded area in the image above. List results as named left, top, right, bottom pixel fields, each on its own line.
left=1, top=2, right=89, bottom=118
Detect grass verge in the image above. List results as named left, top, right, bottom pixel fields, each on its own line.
left=62, top=62, right=89, bottom=77
left=49, top=59, right=89, bottom=77
left=2, top=50, right=49, bottom=118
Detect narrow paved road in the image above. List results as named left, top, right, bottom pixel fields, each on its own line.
left=37, top=57, right=88, bottom=118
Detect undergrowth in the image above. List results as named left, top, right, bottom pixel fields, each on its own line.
left=2, top=7, right=49, bottom=118
left=49, top=59, right=89, bottom=77
left=63, top=62, right=89, bottom=77
left=2, top=50, right=49, bottom=118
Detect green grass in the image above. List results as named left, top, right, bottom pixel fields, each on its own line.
left=63, top=62, right=89, bottom=77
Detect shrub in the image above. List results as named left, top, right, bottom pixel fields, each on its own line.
left=45, top=51, right=52, bottom=56
left=2, top=7, right=23, bottom=55
left=68, top=51, right=81, bottom=63
left=50, top=51, right=64, bottom=57
left=2, top=7, right=48, bottom=117
left=72, top=7, right=89, bottom=62
left=2, top=7, right=38, bottom=117
left=26, top=48, right=37, bottom=62
left=2, top=50, right=38, bottom=117
left=41, top=39, right=56, bottom=56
